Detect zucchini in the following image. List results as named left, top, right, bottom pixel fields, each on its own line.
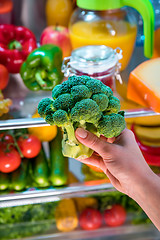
left=11, top=158, right=30, bottom=191
left=32, top=147, right=50, bottom=187
left=0, top=172, right=10, bottom=191
left=49, top=128, right=68, bottom=186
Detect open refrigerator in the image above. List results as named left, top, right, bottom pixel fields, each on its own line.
left=0, top=0, right=160, bottom=239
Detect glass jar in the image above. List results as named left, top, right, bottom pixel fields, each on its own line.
left=61, top=45, right=122, bottom=92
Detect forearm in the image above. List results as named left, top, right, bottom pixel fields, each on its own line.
left=131, top=171, right=160, bottom=231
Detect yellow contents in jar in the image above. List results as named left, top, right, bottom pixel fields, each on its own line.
left=69, top=20, right=137, bottom=70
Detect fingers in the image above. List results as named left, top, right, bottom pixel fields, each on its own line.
left=75, top=128, right=113, bottom=158
left=114, top=128, right=135, bottom=146
left=76, top=152, right=106, bottom=171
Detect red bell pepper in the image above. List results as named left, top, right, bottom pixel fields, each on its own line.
left=0, top=24, right=37, bottom=73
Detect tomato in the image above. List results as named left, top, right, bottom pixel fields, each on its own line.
left=0, top=64, right=9, bottom=90
left=0, top=133, right=14, bottom=144
left=0, top=147, right=21, bottom=173
left=104, top=204, right=126, bottom=227
left=79, top=208, right=102, bottom=230
left=17, top=134, right=41, bottom=158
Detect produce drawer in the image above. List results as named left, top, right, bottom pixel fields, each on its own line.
left=0, top=187, right=159, bottom=240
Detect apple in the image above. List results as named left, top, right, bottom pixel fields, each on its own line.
left=40, top=26, right=72, bottom=59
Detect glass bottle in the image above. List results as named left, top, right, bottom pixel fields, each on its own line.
left=69, top=0, right=154, bottom=71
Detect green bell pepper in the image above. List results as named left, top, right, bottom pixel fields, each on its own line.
left=20, top=44, right=64, bottom=91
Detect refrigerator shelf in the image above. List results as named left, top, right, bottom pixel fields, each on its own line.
left=0, top=180, right=114, bottom=208
left=1, top=73, right=159, bottom=130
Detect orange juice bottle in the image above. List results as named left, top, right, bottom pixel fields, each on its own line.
left=69, top=0, right=154, bottom=71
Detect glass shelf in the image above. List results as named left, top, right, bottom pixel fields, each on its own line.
left=19, top=224, right=158, bottom=240
left=0, top=180, right=114, bottom=208
left=1, top=71, right=159, bottom=130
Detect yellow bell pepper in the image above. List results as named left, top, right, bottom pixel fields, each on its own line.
left=55, top=198, right=78, bottom=232
left=28, top=112, right=57, bottom=142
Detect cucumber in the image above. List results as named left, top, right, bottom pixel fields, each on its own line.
left=32, top=147, right=50, bottom=187
left=0, top=172, right=10, bottom=191
left=49, top=128, right=68, bottom=186
left=11, top=158, right=30, bottom=191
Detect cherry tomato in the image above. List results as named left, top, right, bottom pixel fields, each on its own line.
left=17, top=134, right=41, bottom=158
left=0, top=147, right=21, bottom=173
left=0, top=64, right=9, bottom=90
left=79, top=208, right=102, bottom=230
left=104, top=204, right=126, bottom=227
left=0, top=133, right=14, bottom=144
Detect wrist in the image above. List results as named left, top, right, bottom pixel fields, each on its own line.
left=129, top=167, right=158, bottom=202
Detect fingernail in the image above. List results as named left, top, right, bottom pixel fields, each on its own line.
left=76, top=128, right=88, bottom=138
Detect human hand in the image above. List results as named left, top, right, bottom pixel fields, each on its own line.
left=75, top=128, right=154, bottom=198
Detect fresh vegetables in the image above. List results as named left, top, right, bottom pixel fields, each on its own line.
left=0, top=24, right=37, bottom=73
left=95, top=191, right=150, bottom=225
left=0, top=202, right=58, bottom=239
left=104, top=204, right=127, bottom=227
left=0, top=64, right=9, bottom=90
left=31, top=147, right=50, bottom=187
left=49, top=128, right=68, bottom=186
left=20, top=44, right=63, bottom=91
left=10, top=158, right=30, bottom=191
left=74, top=197, right=98, bottom=214
left=0, top=172, right=10, bottom=190
left=38, top=75, right=125, bottom=159
left=0, top=146, right=21, bottom=173
left=55, top=198, right=78, bottom=232
left=79, top=208, right=102, bottom=230
left=0, top=129, right=69, bottom=190
left=17, top=134, right=41, bottom=159
left=28, top=112, right=57, bottom=142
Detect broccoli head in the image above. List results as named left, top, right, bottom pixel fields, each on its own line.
left=38, top=75, right=126, bottom=160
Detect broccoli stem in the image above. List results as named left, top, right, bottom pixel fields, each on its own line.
left=63, top=123, right=79, bottom=146
left=62, top=121, right=93, bottom=160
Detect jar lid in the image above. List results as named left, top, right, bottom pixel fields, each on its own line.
left=66, top=45, right=122, bottom=74
left=0, top=0, right=13, bottom=14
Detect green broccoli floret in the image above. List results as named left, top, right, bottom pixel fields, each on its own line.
left=97, top=113, right=126, bottom=138
left=38, top=98, right=54, bottom=118
left=71, top=85, right=92, bottom=101
left=38, top=75, right=125, bottom=160
left=91, top=93, right=109, bottom=111
left=53, top=93, right=75, bottom=111
left=71, top=99, right=102, bottom=125
left=104, top=95, right=121, bottom=114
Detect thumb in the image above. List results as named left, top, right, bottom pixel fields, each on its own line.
left=75, top=128, right=113, bottom=158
